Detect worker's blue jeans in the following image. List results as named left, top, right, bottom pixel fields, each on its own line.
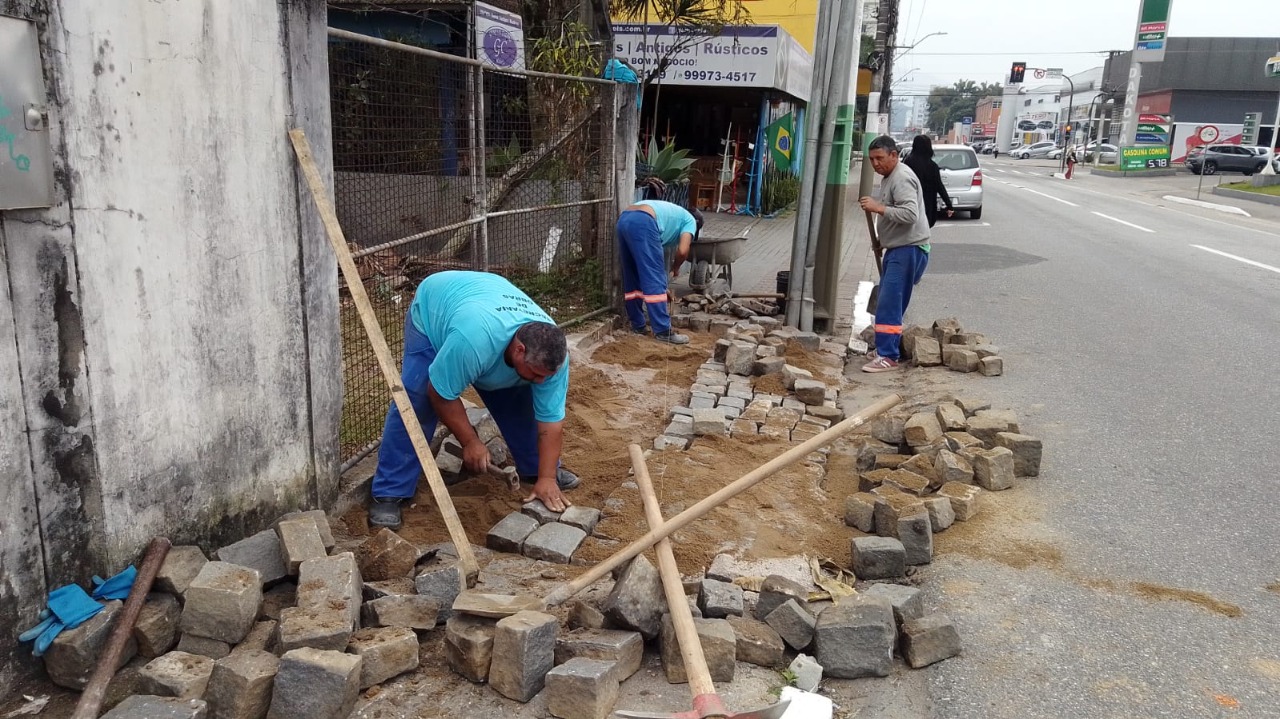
left=370, top=311, right=543, bottom=500
left=616, top=210, right=673, bottom=334
left=874, top=245, right=930, bottom=360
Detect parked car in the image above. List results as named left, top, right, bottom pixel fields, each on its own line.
left=1186, top=144, right=1269, bottom=175
left=1083, top=143, right=1119, bottom=164
left=1012, top=141, right=1057, bottom=159
left=931, top=144, right=984, bottom=220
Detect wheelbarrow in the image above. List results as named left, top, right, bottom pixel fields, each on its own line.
left=687, top=229, right=750, bottom=292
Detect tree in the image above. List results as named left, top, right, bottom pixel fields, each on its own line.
left=926, top=80, right=1003, bottom=134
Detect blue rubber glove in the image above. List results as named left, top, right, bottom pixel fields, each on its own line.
left=91, top=565, right=137, bottom=601
left=18, top=585, right=103, bottom=656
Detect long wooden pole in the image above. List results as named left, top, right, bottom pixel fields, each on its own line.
left=71, top=538, right=171, bottom=719
left=289, top=128, right=479, bottom=583
left=630, top=445, right=718, bottom=698
left=546, top=393, right=901, bottom=605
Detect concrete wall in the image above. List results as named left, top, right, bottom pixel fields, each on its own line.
left=0, top=0, right=338, bottom=692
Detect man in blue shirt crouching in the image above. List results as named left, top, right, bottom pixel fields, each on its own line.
left=368, top=271, right=578, bottom=530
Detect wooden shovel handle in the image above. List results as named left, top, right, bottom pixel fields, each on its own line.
left=289, top=129, right=479, bottom=584
left=630, top=444, right=717, bottom=697
left=546, top=393, right=901, bottom=605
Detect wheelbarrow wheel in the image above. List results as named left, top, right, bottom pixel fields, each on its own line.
left=690, top=260, right=711, bottom=289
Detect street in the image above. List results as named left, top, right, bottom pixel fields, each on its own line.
left=898, top=155, right=1280, bottom=718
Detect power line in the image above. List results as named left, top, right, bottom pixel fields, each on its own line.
left=906, top=50, right=1112, bottom=56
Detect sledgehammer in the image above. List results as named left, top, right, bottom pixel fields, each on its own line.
left=614, top=444, right=789, bottom=719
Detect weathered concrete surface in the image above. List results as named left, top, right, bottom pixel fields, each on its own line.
left=0, top=0, right=337, bottom=687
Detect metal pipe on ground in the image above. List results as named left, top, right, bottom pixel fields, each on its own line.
left=71, top=538, right=172, bottom=719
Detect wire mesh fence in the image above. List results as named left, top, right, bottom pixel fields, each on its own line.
left=328, top=29, right=618, bottom=468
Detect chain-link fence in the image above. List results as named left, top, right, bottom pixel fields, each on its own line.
left=328, top=28, right=618, bottom=469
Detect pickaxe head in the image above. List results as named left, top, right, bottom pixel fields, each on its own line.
left=614, top=695, right=790, bottom=719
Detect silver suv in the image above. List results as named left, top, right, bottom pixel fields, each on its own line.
left=1186, top=144, right=1269, bottom=175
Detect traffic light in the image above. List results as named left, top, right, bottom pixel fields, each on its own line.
left=1064, top=124, right=1073, bottom=134
left=1010, top=62, right=1026, bottom=84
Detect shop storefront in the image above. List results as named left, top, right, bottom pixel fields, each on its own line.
left=612, top=23, right=813, bottom=215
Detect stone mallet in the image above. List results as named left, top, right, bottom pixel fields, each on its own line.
left=615, top=444, right=789, bottom=719
left=543, top=392, right=901, bottom=607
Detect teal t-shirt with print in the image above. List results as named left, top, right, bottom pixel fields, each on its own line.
left=637, top=200, right=698, bottom=248
left=410, top=271, right=568, bottom=423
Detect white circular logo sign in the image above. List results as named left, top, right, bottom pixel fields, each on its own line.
left=1197, top=125, right=1220, bottom=144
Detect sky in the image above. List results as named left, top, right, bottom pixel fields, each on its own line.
left=888, top=0, right=1280, bottom=100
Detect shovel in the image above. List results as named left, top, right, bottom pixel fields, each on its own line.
left=613, top=444, right=789, bottom=719
left=865, top=209, right=883, bottom=316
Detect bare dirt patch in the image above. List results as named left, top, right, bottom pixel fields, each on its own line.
left=1129, top=582, right=1243, bottom=618
left=579, top=433, right=854, bottom=574
left=590, top=333, right=716, bottom=386
left=1265, top=581, right=1280, bottom=595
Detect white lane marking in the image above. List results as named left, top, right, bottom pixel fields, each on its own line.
left=1191, top=245, right=1280, bottom=274
left=1011, top=170, right=1025, bottom=175
left=1091, top=212, right=1154, bottom=233
left=935, top=222, right=991, bottom=227
left=1021, top=187, right=1079, bottom=206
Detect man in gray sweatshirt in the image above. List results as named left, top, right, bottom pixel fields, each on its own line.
left=858, top=135, right=932, bottom=372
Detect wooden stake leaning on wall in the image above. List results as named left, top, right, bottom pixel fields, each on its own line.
left=289, top=128, right=480, bottom=585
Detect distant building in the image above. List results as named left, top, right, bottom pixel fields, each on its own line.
left=1057, top=67, right=1104, bottom=142
left=975, top=95, right=1002, bottom=139
left=1102, top=37, right=1280, bottom=148
left=1011, top=84, right=1062, bottom=144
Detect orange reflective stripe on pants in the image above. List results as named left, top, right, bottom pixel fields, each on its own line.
left=624, top=291, right=643, bottom=300
left=642, top=294, right=668, bottom=303
left=874, top=324, right=903, bottom=335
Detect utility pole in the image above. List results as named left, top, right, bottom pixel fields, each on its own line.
left=877, top=0, right=900, bottom=116
left=857, top=0, right=895, bottom=230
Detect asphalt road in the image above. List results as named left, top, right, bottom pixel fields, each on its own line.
left=899, top=155, right=1280, bottom=718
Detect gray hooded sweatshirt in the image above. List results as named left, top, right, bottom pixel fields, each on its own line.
left=876, top=162, right=932, bottom=249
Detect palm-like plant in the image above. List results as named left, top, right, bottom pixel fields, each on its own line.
left=637, top=137, right=696, bottom=184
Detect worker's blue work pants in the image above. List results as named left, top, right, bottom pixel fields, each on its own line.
left=874, top=245, right=930, bottom=360
left=616, top=210, right=672, bottom=334
left=370, top=311, right=542, bottom=500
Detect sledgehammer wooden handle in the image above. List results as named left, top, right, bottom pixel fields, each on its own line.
left=546, top=393, right=901, bottom=605
left=631, top=444, right=718, bottom=697
left=290, top=128, right=479, bottom=584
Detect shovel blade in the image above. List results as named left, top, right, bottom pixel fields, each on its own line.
left=613, top=699, right=790, bottom=719
left=866, top=283, right=880, bottom=315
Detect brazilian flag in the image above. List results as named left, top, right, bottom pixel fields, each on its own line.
left=765, top=113, right=794, bottom=171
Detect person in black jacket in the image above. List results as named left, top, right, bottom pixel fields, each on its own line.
left=904, top=135, right=953, bottom=227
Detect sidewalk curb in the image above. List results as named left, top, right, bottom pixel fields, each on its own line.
left=1210, top=185, right=1280, bottom=208
left=1161, top=194, right=1252, bottom=217
left=1089, top=167, right=1180, bottom=178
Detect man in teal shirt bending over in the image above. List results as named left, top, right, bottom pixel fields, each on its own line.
left=368, top=271, right=577, bottom=530
left=616, top=199, right=703, bottom=344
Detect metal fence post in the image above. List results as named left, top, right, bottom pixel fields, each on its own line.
left=613, top=83, right=640, bottom=309
left=474, top=65, right=491, bottom=271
